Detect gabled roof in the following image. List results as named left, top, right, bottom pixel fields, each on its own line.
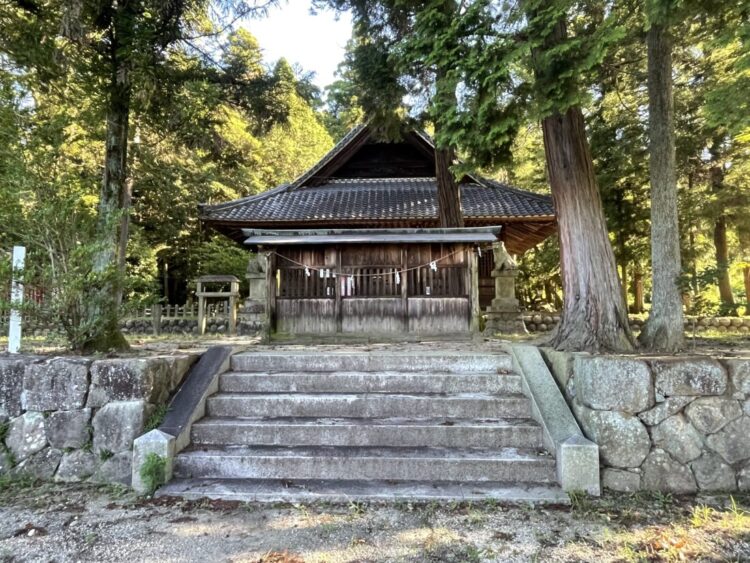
left=200, top=124, right=556, bottom=254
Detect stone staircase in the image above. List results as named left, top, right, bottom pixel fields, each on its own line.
left=158, top=350, right=568, bottom=503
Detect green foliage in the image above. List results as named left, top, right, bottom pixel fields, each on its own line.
left=139, top=453, right=167, bottom=496
left=145, top=405, right=168, bottom=432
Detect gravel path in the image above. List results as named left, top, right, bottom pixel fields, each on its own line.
left=1, top=483, right=749, bottom=562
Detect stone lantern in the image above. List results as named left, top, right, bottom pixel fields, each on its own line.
left=483, top=241, right=527, bottom=334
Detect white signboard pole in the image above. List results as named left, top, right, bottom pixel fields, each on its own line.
left=8, top=246, right=26, bottom=354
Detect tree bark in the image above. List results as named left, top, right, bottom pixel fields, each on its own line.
left=433, top=64, right=463, bottom=228
left=639, top=22, right=685, bottom=351
left=435, top=144, right=463, bottom=227
left=81, top=10, right=132, bottom=353
left=744, top=266, right=750, bottom=316
left=713, top=214, right=736, bottom=311
left=710, top=165, right=736, bottom=314
left=633, top=264, right=645, bottom=314
left=540, top=107, right=634, bottom=351
left=740, top=228, right=750, bottom=316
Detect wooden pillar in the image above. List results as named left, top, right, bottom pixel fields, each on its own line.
left=228, top=279, right=238, bottom=335
left=335, top=246, right=343, bottom=333
left=197, top=280, right=206, bottom=336
left=468, top=246, right=480, bottom=332
left=401, top=247, right=409, bottom=332
left=265, top=249, right=276, bottom=336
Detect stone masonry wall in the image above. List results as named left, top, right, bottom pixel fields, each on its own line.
left=524, top=314, right=750, bottom=334
left=543, top=350, right=750, bottom=494
left=0, top=353, right=198, bottom=486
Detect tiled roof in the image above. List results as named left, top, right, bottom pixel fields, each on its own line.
left=201, top=177, right=554, bottom=223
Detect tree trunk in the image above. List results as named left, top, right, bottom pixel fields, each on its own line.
left=744, top=266, right=750, bottom=316
left=433, top=66, right=463, bottom=228
left=639, top=22, right=685, bottom=351
left=633, top=264, right=645, bottom=314
left=740, top=228, right=750, bottom=316
left=710, top=164, right=736, bottom=314
left=714, top=213, right=736, bottom=312
left=525, top=10, right=633, bottom=351
left=540, top=108, right=634, bottom=351
left=81, top=16, right=132, bottom=353
left=435, top=145, right=463, bottom=227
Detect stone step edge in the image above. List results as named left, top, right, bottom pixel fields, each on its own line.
left=177, top=445, right=554, bottom=461
left=191, top=416, right=541, bottom=427
left=156, top=478, right=570, bottom=505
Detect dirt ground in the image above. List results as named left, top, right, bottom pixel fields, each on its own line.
left=0, top=481, right=749, bottom=563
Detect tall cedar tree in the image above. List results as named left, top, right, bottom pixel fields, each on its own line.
left=526, top=3, right=635, bottom=351
left=0, top=1, right=273, bottom=352
left=639, top=1, right=686, bottom=350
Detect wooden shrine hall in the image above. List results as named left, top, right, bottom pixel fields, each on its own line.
left=200, top=124, right=556, bottom=336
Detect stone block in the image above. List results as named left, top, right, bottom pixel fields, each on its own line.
left=706, top=415, right=750, bottom=464
left=602, top=468, right=641, bottom=492
left=0, top=357, right=26, bottom=418
left=12, top=447, right=62, bottom=480
left=641, top=448, right=697, bottom=494
left=684, top=397, right=742, bottom=435
left=55, top=450, right=98, bottom=482
left=92, top=451, right=132, bottom=485
left=22, top=358, right=90, bottom=411
left=540, top=349, right=575, bottom=390
left=92, top=400, right=147, bottom=454
left=739, top=463, right=750, bottom=491
left=0, top=450, right=12, bottom=476
left=652, top=358, right=727, bottom=396
left=556, top=434, right=600, bottom=495
left=576, top=406, right=651, bottom=468
left=638, top=396, right=694, bottom=426
left=45, top=409, right=92, bottom=449
left=651, top=414, right=704, bottom=464
left=727, top=360, right=750, bottom=395
left=87, top=358, right=170, bottom=407
left=691, top=453, right=736, bottom=492
left=131, top=429, right=176, bottom=494
left=6, top=412, right=47, bottom=461
left=162, top=354, right=199, bottom=392
left=574, top=356, right=653, bottom=413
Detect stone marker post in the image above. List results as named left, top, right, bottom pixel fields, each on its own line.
left=8, top=246, right=26, bottom=353
left=238, top=253, right=269, bottom=335
left=483, top=241, right=527, bottom=334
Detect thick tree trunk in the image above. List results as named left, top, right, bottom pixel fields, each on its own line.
left=433, top=65, right=463, bottom=228
left=435, top=145, right=463, bottom=227
left=744, top=266, right=750, bottom=316
left=639, top=22, right=684, bottom=351
left=710, top=164, right=736, bottom=314
left=740, top=228, right=750, bottom=316
left=714, top=214, right=736, bottom=311
left=541, top=107, right=634, bottom=351
left=81, top=20, right=132, bottom=353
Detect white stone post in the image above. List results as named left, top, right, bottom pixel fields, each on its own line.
left=8, top=246, right=26, bottom=354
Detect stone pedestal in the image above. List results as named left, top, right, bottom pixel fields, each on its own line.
left=238, top=254, right=268, bottom=335
left=483, top=242, right=527, bottom=334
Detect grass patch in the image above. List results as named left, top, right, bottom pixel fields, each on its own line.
left=145, top=404, right=168, bottom=432
left=139, top=453, right=166, bottom=496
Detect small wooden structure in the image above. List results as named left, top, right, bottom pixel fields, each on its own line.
left=243, top=228, right=498, bottom=335
left=195, top=275, right=240, bottom=335
left=200, top=123, right=557, bottom=336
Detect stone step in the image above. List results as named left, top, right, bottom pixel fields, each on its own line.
left=173, top=446, right=557, bottom=483
left=157, top=478, right=569, bottom=505
left=220, top=371, right=523, bottom=394
left=230, top=351, right=512, bottom=374
left=206, top=393, right=531, bottom=419
left=191, top=417, right=543, bottom=449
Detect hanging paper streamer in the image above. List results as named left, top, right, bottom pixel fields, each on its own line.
left=430, top=260, right=437, bottom=272
left=305, top=266, right=310, bottom=277
left=477, top=246, right=482, bottom=257
left=395, top=270, right=401, bottom=285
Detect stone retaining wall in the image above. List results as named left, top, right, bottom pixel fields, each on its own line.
left=0, top=353, right=198, bottom=485
left=543, top=349, right=750, bottom=493
left=523, top=314, right=750, bottom=333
